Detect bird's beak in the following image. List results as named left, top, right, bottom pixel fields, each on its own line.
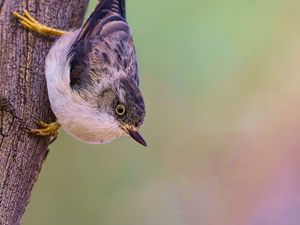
left=125, top=126, right=147, bottom=147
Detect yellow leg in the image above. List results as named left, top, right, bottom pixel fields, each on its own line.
left=13, top=10, right=67, bottom=37
left=28, top=120, right=61, bottom=138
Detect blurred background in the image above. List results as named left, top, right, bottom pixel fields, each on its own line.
left=23, top=0, right=300, bottom=225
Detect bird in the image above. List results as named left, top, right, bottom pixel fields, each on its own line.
left=13, top=0, right=147, bottom=146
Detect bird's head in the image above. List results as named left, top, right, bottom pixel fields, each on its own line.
left=96, top=76, right=146, bottom=146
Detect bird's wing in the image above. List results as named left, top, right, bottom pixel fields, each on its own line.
left=68, top=0, right=138, bottom=90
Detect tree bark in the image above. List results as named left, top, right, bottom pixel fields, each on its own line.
left=0, top=0, right=89, bottom=224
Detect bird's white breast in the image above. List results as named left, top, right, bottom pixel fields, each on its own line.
left=45, top=30, right=124, bottom=144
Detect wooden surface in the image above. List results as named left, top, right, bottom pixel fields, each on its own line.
left=0, top=0, right=89, bottom=224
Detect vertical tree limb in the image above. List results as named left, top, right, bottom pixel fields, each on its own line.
left=0, top=0, right=89, bottom=224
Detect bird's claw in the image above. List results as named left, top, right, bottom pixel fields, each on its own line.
left=27, top=120, right=61, bottom=140
left=13, top=10, right=45, bottom=34
left=13, top=10, right=66, bottom=37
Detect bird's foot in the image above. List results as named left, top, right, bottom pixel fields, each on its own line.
left=28, top=120, right=61, bottom=141
left=13, top=10, right=66, bottom=37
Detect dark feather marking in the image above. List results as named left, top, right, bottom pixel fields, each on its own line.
left=117, top=53, right=122, bottom=62
left=104, top=40, right=112, bottom=49
left=116, top=43, right=123, bottom=54
left=123, top=59, right=127, bottom=69
left=69, top=40, right=93, bottom=89
left=102, top=52, right=111, bottom=65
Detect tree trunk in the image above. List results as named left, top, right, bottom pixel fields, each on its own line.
left=0, top=0, right=89, bottom=224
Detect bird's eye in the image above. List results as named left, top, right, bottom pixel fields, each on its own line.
left=115, top=104, right=126, bottom=116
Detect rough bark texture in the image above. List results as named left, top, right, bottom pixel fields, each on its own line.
left=0, top=0, right=89, bottom=224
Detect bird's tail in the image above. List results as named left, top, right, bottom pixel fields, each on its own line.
left=94, top=0, right=126, bottom=19
left=76, top=0, right=127, bottom=41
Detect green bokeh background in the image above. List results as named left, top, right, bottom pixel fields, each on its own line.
left=23, top=1, right=300, bottom=225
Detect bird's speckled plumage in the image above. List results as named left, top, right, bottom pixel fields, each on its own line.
left=45, top=0, right=146, bottom=145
